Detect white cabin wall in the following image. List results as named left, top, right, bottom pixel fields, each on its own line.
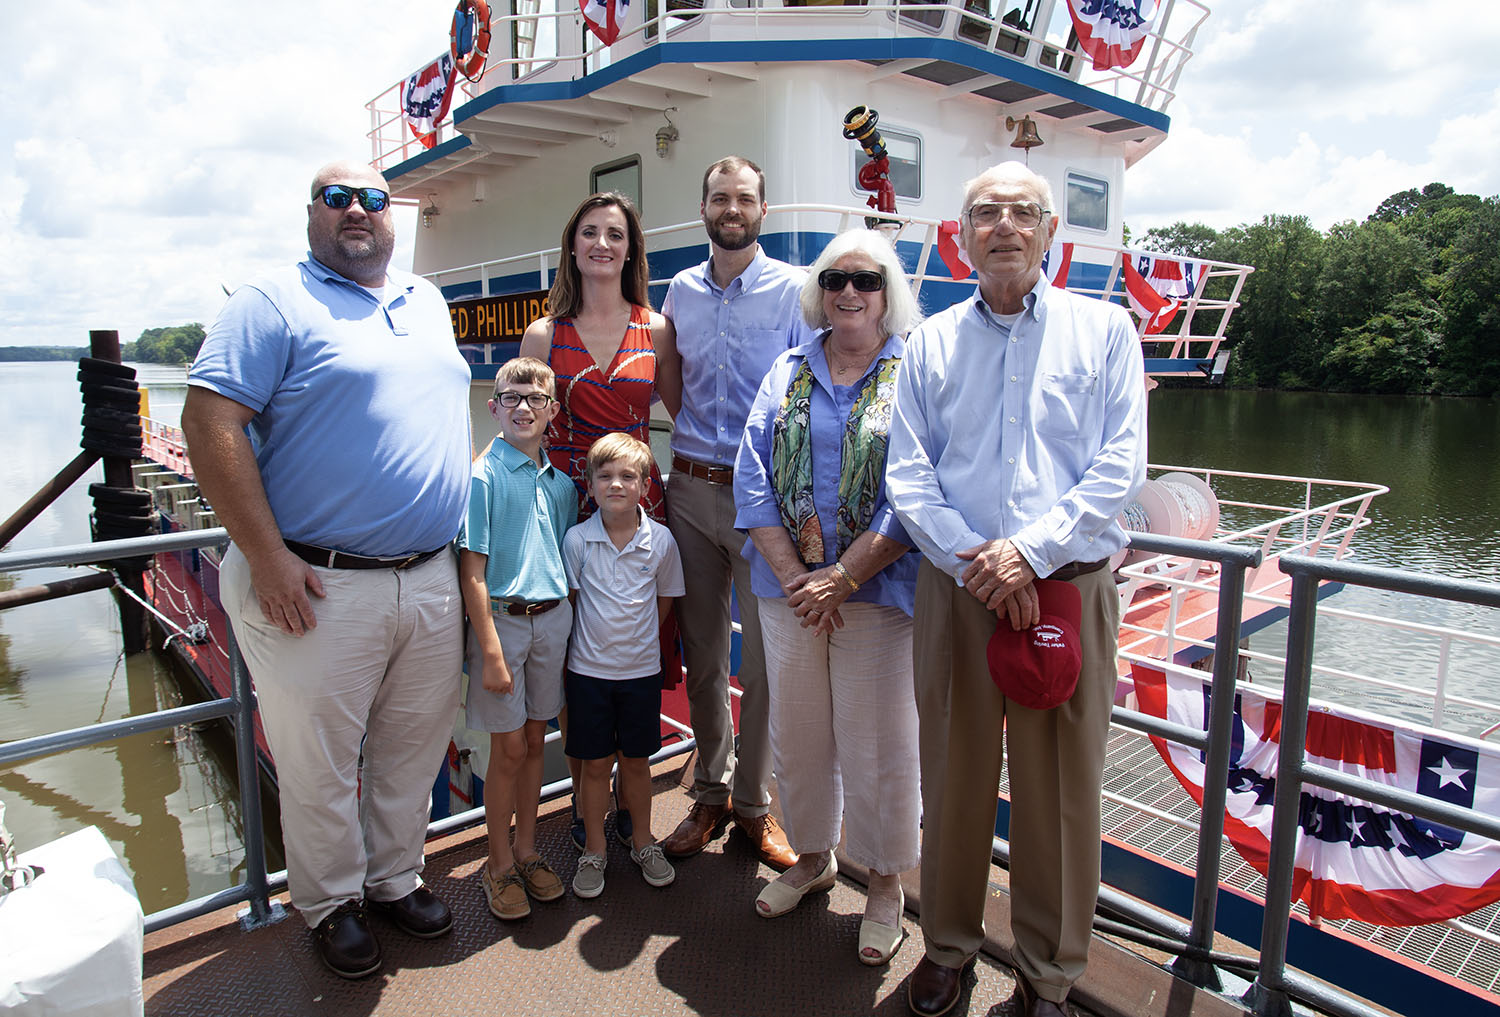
left=411, top=65, right=1129, bottom=280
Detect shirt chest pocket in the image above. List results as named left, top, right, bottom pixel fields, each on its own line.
left=1035, top=371, right=1099, bottom=439
left=734, top=328, right=789, bottom=380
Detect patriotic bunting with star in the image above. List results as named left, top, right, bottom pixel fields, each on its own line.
left=1121, top=252, right=1204, bottom=335
left=401, top=52, right=458, bottom=150
left=1133, top=663, right=1500, bottom=925
left=1066, top=0, right=1158, bottom=72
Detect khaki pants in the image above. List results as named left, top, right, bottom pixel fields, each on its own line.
left=760, top=598, right=920, bottom=872
left=665, top=469, right=771, bottom=816
left=914, top=560, right=1118, bottom=1003
left=221, top=544, right=463, bottom=928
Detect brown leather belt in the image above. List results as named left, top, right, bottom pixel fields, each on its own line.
left=494, top=599, right=562, bottom=616
left=671, top=454, right=733, bottom=485
left=285, top=539, right=446, bottom=571
left=1049, top=558, right=1110, bottom=581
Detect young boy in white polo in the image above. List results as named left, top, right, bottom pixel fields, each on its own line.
left=459, top=357, right=578, bottom=921
left=562, top=433, right=685, bottom=898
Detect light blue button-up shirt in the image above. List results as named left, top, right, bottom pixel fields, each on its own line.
left=734, top=333, right=917, bottom=615
left=460, top=437, right=577, bottom=601
left=886, top=276, right=1147, bottom=582
left=662, top=248, right=817, bottom=466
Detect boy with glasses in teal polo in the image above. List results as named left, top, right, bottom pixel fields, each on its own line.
left=458, top=356, right=578, bottom=921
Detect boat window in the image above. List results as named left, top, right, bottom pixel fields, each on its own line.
left=592, top=157, right=643, bottom=213
left=850, top=125, right=923, bottom=202
left=1064, top=171, right=1108, bottom=232
left=645, top=0, right=705, bottom=41
left=895, top=0, right=943, bottom=32
left=510, top=0, right=559, bottom=81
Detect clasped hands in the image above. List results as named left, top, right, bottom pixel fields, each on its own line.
left=957, top=538, right=1039, bottom=630
left=783, top=565, right=852, bottom=636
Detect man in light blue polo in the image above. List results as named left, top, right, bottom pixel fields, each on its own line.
left=886, top=161, right=1146, bottom=1017
left=182, top=160, right=470, bottom=980
left=654, top=156, right=811, bottom=869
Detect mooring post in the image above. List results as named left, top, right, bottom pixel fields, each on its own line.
left=90, top=329, right=151, bottom=654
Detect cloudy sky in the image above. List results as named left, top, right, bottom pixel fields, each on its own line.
left=3, top=1, right=1498, bottom=348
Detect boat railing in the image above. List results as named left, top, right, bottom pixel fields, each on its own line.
left=1117, top=466, right=1393, bottom=695
left=424, top=202, right=1255, bottom=370
left=366, top=0, right=1211, bottom=171
left=10, top=527, right=1495, bottom=1017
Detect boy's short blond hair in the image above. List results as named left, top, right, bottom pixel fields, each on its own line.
left=586, top=432, right=654, bottom=480
left=493, top=356, right=556, bottom=398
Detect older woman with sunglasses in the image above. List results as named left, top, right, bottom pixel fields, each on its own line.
left=733, top=229, right=922, bottom=965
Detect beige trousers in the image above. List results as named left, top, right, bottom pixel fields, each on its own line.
left=221, top=544, right=463, bottom=928
left=760, top=598, right=920, bottom=873
left=665, top=469, right=772, bottom=816
left=914, top=560, right=1119, bottom=1003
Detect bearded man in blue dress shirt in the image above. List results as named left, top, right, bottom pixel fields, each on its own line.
left=886, top=162, right=1147, bottom=1017
left=654, top=156, right=814, bottom=870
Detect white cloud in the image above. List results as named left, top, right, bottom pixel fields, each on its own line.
left=1, top=0, right=450, bottom=348
left=1131, top=4, right=1500, bottom=233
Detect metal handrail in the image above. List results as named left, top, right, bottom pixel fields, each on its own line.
left=1246, top=554, right=1500, bottom=1017
left=0, top=527, right=278, bottom=931
left=8, top=527, right=1500, bottom=1017
left=366, top=0, right=1212, bottom=167
left=423, top=201, right=1254, bottom=360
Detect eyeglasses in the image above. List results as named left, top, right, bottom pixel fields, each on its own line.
left=817, top=269, right=886, bottom=292
left=964, top=201, right=1048, bottom=230
left=314, top=185, right=390, bottom=213
left=492, top=391, right=555, bottom=409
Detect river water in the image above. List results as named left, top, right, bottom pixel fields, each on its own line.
left=1, top=362, right=1497, bottom=914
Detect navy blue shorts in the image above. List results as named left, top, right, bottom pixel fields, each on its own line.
left=563, top=669, right=664, bottom=760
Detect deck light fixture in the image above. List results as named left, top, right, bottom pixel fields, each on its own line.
left=421, top=194, right=440, bottom=229
left=656, top=107, right=680, bottom=158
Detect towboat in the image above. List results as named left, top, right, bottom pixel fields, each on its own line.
left=123, top=2, right=1500, bottom=1014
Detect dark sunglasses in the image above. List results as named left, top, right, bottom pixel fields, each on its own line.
left=817, top=269, right=885, bottom=292
left=315, top=184, right=390, bottom=213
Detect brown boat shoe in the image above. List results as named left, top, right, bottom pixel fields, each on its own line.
left=515, top=853, right=565, bottom=902
left=734, top=811, right=799, bottom=870
left=481, top=863, right=531, bottom=920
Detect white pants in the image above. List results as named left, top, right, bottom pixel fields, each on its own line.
left=759, top=597, right=920, bottom=873
left=221, top=544, right=463, bottom=928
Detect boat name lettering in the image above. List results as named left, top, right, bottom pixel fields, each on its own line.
left=448, top=290, right=550, bottom=342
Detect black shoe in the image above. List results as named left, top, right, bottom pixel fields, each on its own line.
left=614, top=807, right=634, bottom=847
left=367, top=886, right=453, bottom=939
left=571, top=805, right=587, bottom=852
left=313, top=901, right=382, bottom=979
left=612, top=777, right=633, bottom=846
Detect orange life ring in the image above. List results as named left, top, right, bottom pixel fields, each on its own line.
left=450, top=0, right=492, bottom=82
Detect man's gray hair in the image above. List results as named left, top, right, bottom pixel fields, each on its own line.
left=960, top=161, right=1055, bottom=217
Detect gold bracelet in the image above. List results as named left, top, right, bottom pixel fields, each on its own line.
left=833, top=561, right=860, bottom=592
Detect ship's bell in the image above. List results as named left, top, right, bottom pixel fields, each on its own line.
left=1006, top=115, right=1044, bottom=150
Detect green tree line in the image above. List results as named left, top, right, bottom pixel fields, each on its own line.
left=124, top=324, right=206, bottom=364
left=1141, top=183, right=1500, bottom=396
left=0, top=346, right=88, bottom=361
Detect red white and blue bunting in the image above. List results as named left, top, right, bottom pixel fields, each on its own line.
left=401, top=52, right=458, bottom=150
left=1134, top=663, right=1500, bottom=925
left=581, top=0, right=630, bottom=46
left=1066, top=0, right=1158, bottom=72
left=1121, top=253, right=1204, bottom=335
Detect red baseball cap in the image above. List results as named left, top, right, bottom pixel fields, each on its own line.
left=987, top=579, right=1083, bottom=710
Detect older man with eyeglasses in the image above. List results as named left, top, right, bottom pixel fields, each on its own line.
left=182, top=160, right=470, bottom=979
left=886, top=162, right=1147, bottom=1017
